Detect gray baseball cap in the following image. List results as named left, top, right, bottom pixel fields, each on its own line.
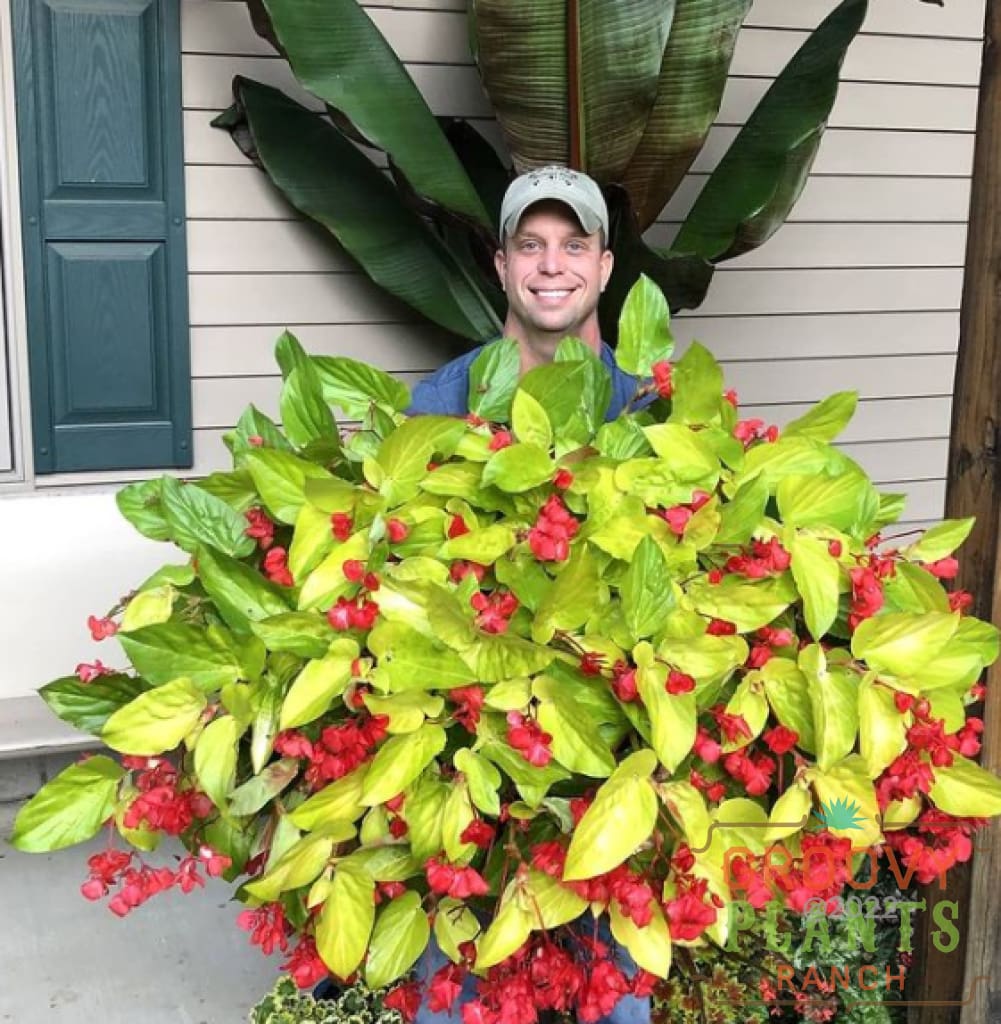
left=499, top=165, right=609, bottom=241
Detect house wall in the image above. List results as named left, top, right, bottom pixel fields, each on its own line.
left=0, top=0, right=984, bottom=712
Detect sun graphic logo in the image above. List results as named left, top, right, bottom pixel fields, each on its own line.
left=815, top=796, right=867, bottom=832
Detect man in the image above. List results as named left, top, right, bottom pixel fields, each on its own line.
left=409, top=167, right=651, bottom=1024
left=408, top=165, right=645, bottom=418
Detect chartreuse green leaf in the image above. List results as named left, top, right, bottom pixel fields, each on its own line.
left=316, top=861, right=376, bottom=980
left=789, top=533, right=840, bottom=640
left=766, top=781, right=813, bottom=843
left=197, top=545, right=292, bottom=633
left=117, top=618, right=247, bottom=692
left=620, top=536, right=674, bottom=641
left=243, top=448, right=334, bottom=525
left=246, top=829, right=350, bottom=902
left=482, top=444, right=553, bottom=493
left=11, top=756, right=124, bottom=852
left=367, top=621, right=475, bottom=691
left=365, top=891, right=431, bottom=989
left=249, top=676, right=283, bottom=774
left=615, top=274, right=674, bottom=377
left=609, top=899, right=672, bottom=978
left=120, top=585, right=175, bottom=632
left=480, top=741, right=570, bottom=809
left=289, top=502, right=339, bottom=581
left=361, top=725, right=447, bottom=806
left=298, top=532, right=370, bottom=611
left=376, top=417, right=467, bottom=506
left=928, top=756, right=1001, bottom=817
left=518, top=360, right=609, bottom=451
left=228, top=759, right=299, bottom=818
left=534, top=676, right=615, bottom=778
left=737, top=436, right=832, bottom=492
left=883, top=562, right=950, bottom=615
left=195, top=470, right=259, bottom=512
left=808, top=756, right=881, bottom=846
left=102, top=678, right=207, bottom=756
left=290, top=766, right=368, bottom=831
left=669, top=343, right=723, bottom=426
left=137, top=562, right=195, bottom=593
left=441, top=781, right=478, bottom=863
left=533, top=545, right=603, bottom=644
left=655, top=634, right=748, bottom=704
left=721, top=678, right=768, bottom=753
left=642, top=422, right=718, bottom=480
left=564, top=750, right=658, bottom=880
left=511, top=390, right=553, bottom=450
left=657, top=780, right=710, bottom=850
left=39, top=674, right=150, bottom=736
left=312, top=355, right=411, bottom=418
left=194, top=715, right=242, bottom=810
left=364, top=691, right=445, bottom=735
left=160, top=476, right=256, bottom=558
left=904, top=518, right=976, bottom=564
left=465, top=633, right=557, bottom=683
left=636, top=662, right=696, bottom=772
left=858, top=678, right=907, bottom=778
left=851, top=612, right=959, bottom=678
left=116, top=478, right=170, bottom=541
left=467, top=340, right=520, bottom=422
left=783, top=392, right=858, bottom=443
left=760, top=657, right=816, bottom=752
left=777, top=471, right=879, bottom=534
left=280, top=643, right=358, bottom=730
left=708, top=798, right=769, bottom=857
left=686, top=573, right=798, bottom=632
left=439, top=523, right=519, bottom=564
left=716, top=477, right=769, bottom=547
left=251, top=612, right=334, bottom=659
left=434, top=897, right=482, bottom=964
left=476, top=881, right=536, bottom=972
left=403, top=775, right=450, bottom=862
left=800, top=645, right=857, bottom=771
left=226, top=404, right=292, bottom=455
left=523, top=869, right=588, bottom=929
left=454, top=748, right=502, bottom=817
left=280, top=361, right=338, bottom=449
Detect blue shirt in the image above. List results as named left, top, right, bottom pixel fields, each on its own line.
left=408, top=340, right=647, bottom=419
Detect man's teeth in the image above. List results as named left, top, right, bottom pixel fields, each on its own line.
left=536, top=290, right=570, bottom=297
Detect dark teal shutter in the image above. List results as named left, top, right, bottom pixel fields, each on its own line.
left=14, top=0, right=191, bottom=473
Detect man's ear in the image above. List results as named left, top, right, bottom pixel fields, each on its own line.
left=600, top=249, right=614, bottom=292
left=494, top=249, right=507, bottom=291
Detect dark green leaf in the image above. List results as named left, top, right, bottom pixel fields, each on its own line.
left=615, top=274, right=674, bottom=376
left=116, top=479, right=170, bottom=542
left=118, top=623, right=247, bottom=691
left=313, top=355, right=411, bottom=418
left=468, top=339, right=521, bottom=422
left=40, top=675, right=151, bottom=736
left=160, top=476, right=256, bottom=559
left=196, top=545, right=292, bottom=634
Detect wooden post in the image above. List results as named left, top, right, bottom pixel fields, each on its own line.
left=912, top=2, right=1001, bottom=1021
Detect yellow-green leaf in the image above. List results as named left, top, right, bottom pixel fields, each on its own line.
left=609, top=901, right=672, bottom=978
left=193, top=715, right=242, bottom=810
left=365, top=891, right=430, bottom=989
left=102, top=678, right=207, bottom=756
left=316, top=862, right=376, bottom=979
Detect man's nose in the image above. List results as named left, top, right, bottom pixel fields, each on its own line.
left=538, top=245, right=562, bottom=274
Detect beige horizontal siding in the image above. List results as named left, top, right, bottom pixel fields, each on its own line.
left=41, top=0, right=981, bottom=529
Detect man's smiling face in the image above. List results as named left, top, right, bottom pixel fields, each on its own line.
left=495, top=200, right=613, bottom=345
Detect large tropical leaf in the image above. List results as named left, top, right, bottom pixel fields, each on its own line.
left=620, top=0, right=752, bottom=231
left=439, top=118, right=511, bottom=236
left=673, top=0, right=868, bottom=261
left=214, top=78, right=501, bottom=342
left=469, top=0, right=676, bottom=181
left=600, top=186, right=714, bottom=336
left=261, top=0, right=489, bottom=228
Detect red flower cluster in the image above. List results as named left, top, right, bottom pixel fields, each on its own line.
left=725, top=537, right=791, bottom=579
left=450, top=685, right=486, bottom=732
left=342, top=559, right=380, bottom=591
left=651, top=360, right=673, bottom=399
left=721, top=749, right=776, bottom=796
left=87, top=614, right=118, bottom=641
left=275, top=714, right=389, bottom=790
left=425, top=857, right=490, bottom=899
left=75, top=660, right=114, bottom=683
left=489, top=430, right=513, bottom=451
left=244, top=506, right=276, bottom=550
left=848, top=565, right=884, bottom=632
left=330, top=512, right=353, bottom=541
left=611, top=661, right=638, bottom=703
left=772, top=832, right=854, bottom=913
left=282, top=935, right=329, bottom=989
left=262, top=547, right=294, bottom=587
left=885, top=809, right=985, bottom=885
left=665, top=670, right=695, bottom=695
left=326, top=595, right=380, bottom=631
left=237, top=901, right=290, bottom=955
left=81, top=844, right=230, bottom=917
left=122, top=758, right=213, bottom=835
left=471, top=589, right=519, bottom=634
left=733, top=419, right=779, bottom=448
left=506, top=711, right=553, bottom=767
left=664, top=876, right=720, bottom=941
left=528, top=496, right=579, bottom=562
left=658, top=489, right=711, bottom=537
left=451, top=560, right=487, bottom=584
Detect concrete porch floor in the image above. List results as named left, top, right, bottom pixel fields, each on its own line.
left=0, top=798, right=284, bottom=1023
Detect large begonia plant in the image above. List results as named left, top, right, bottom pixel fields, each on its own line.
left=12, top=278, right=1001, bottom=1022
